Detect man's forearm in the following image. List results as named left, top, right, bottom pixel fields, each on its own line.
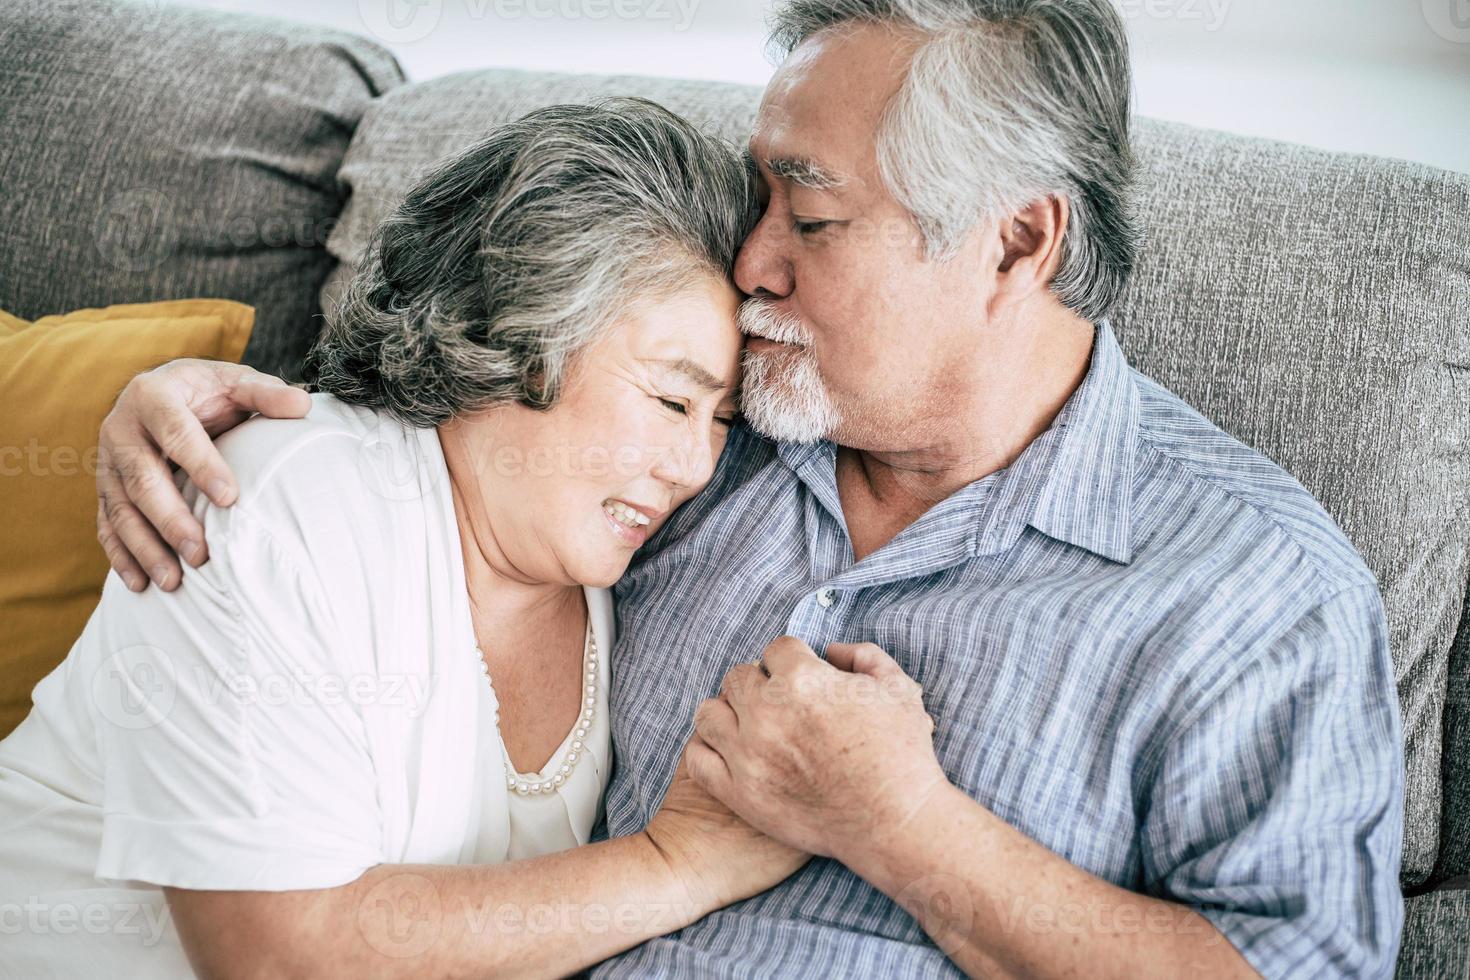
left=834, top=783, right=1259, bottom=980
left=170, top=832, right=707, bottom=980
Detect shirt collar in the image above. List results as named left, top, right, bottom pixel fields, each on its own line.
left=773, top=319, right=1138, bottom=566
left=1021, top=319, right=1138, bottom=564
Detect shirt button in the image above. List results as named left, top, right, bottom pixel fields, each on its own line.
left=816, top=588, right=837, bottom=608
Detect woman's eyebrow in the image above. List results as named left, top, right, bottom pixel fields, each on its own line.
left=642, top=357, right=728, bottom=392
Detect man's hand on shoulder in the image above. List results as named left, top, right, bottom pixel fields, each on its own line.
left=96, top=359, right=312, bottom=592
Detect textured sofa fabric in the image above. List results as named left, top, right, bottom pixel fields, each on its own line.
left=0, top=0, right=404, bottom=380
left=1395, top=885, right=1470, bottom=978
left=1436, top=597, right=1470, bottom=883
left=325, top=68, right=1470, bottom=891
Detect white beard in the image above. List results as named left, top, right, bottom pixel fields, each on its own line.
left=736, top=299, right=841, bottom=444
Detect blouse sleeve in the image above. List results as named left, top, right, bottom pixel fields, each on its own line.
left=85, top=497, right=384, bottom=892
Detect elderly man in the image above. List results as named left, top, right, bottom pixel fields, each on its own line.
left=95, top=1, right=1403, bottom=977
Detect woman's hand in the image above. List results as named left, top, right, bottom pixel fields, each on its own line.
left=96, top=359, right=311, bottom=591
left=643, top=740, right=811, bottom=915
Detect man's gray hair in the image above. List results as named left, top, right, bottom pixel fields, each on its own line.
left=769, top=0, right=1141, bottom=322
left=304, top=98, right=758, bottom=427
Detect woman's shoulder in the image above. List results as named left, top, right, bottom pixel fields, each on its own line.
left=212, top=392, right=423, bottom=484
left=209, top=393, right=446, bottom=516
left=193, top=394, right=452, bottom=573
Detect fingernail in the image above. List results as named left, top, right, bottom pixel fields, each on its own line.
left=205, top=479, right=233, bottom=504
left=180, top=540, right=203, bottom=565
left=122, top=571, right=146, bottom=592
left=151, top=565, right=173, bottom=588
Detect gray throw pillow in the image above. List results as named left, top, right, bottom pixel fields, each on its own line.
left=0, top=0, right=405, bottom=380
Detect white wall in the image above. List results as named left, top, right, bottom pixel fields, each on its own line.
left=179, top=0, right=1470, bottom=173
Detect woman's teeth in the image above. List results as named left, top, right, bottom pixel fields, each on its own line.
left=603, top=500, right=650, bottom=529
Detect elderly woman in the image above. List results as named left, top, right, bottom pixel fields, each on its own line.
left=0, top=99, right=805, bottom=978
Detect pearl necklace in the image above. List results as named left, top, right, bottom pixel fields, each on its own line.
left=475, top=618, right=598, bottom=797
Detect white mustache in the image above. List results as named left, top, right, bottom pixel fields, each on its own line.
left=737, top=299, right=810, bottom=347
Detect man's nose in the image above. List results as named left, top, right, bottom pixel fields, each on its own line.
left=734, top=210, right=793, bottom=300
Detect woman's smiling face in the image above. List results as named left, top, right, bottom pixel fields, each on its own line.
left=459, top=274, right=744, bottom=588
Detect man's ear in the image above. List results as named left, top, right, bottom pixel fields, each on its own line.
left=994, top=195, right=1069, bottom=303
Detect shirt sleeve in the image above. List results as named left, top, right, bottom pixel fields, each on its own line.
left=1138, top=583, right=1405, bottom=979
left=86, top=497, right=384, bottom=892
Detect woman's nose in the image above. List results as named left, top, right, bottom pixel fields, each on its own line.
left=651, top=425, right=718, bottom=491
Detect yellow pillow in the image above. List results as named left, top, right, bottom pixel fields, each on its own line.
left=0, top=300, right=253, bottom=737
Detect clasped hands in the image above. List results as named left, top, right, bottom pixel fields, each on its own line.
left=683, top=636, right=949, bottom=866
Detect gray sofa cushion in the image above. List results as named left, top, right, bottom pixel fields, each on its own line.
left=1395, top=884, right=1469, bottom=979
left=325, top=68, right=1470, bottom=889
left=0, top=0, right=404, bottom=380
left=1435, top=597, right=1470, bottom=882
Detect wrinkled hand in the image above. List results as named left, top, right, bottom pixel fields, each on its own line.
left=687, top=637, right=947, bottom=865
left=644, top=744, right=810, bottom=915
left=97, top=358, right=311, bottom=591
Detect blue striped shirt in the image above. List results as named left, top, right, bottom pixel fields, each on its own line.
left=593, top=321, right=1405, bottom=978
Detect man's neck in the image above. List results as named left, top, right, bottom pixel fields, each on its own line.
left=836, top=313, right=1096, bottom=563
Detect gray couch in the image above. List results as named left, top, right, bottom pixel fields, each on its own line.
left=1, top=1, right=1465, bottom=975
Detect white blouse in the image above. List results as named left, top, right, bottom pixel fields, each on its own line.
left=470, top=615, right=613, bottom=864
left=0, top=394, right=612, bottom=978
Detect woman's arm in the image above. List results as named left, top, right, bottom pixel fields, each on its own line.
left=168, top=754, right=805, bottom=980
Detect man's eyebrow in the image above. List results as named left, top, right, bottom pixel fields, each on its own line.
left=643, top=358, right=729, bottom=393
left=765, top=156, right=850, bottom=191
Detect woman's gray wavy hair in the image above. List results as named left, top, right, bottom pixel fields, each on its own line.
left=304, top=98, right=758, bottom=427
left=768, top=0, right=1141, bottom=322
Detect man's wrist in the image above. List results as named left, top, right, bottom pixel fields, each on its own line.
left=834, top=779, right=973, bottom=897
